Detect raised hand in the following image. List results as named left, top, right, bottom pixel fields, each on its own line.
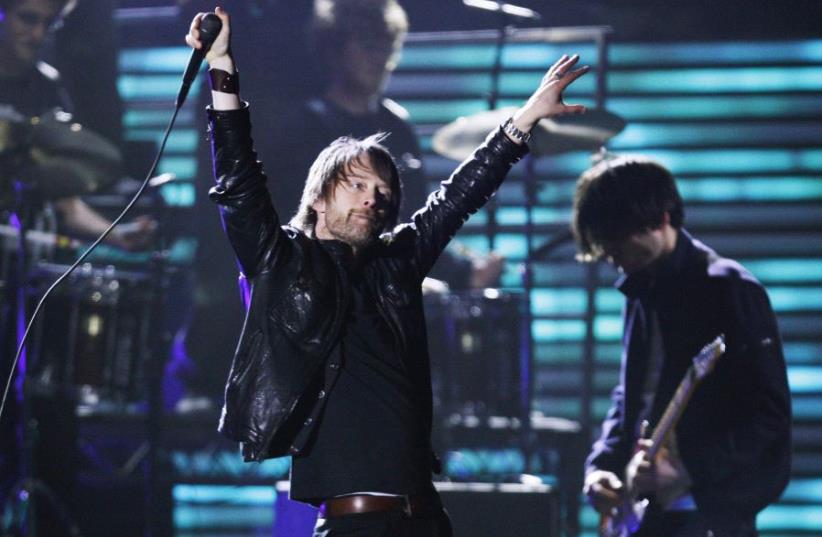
left=184, top=6, right=232, bottom=68
left=510, top=54, right=590, bottom=137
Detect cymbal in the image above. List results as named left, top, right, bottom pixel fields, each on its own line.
left=1, top=109, right=122, bottom=200
left=432, top=106, right=626, bottom=161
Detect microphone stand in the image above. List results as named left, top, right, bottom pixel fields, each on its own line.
left=483, top=11, right=509, bottom=252
left=470, top=0, right=542, bottom=480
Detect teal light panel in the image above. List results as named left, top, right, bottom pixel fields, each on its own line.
left=612, top=122, right=822, bottom=149
left=389, top=72, right=494, bottom=95
left=533, top=396, right=581, bottom=416
left=679, top=179, right=822, bottom=203
left=531, top=289, right=587, bottom=315
left=449, top=234, right=489, bottom=254
left=528, top=290, right=623, bottom=318
left=123, top=108, right=194, bottom=127
left=398, top=43, right=599, bottom=70
left=595, top=289, right=623, bottom=313
left=173, top=485, right=275, bottom=504
left=172, top=485, right=276, bottom=532
left=444, top=449, right=525, bottom=478
left=743, top=259, right=822, bottom=283
left=534, top=343, right=584, bottom=364
left=159, top=156, right=197, bottom=179
left=768, top=287, right=822, bottom=312
left=402, top=99, right=492, bottom=123
left=758, top=505, right=822, bottom=531
left=118, top=74, right=201, bottom=100
left=389, top=71, right=595, bottom=96
left=160, top=182, right=196, bottom=207
left=788, top=367, right=822, bottom=394
left=492, top=233, right=528, bottom=259
left=170, top=450, right=290, bottom=479
left=609, top=66, right=822, bottom=94
left=173, top=506, right=273, bottom=530
left=119, top=47, right=192, bottom=72
left=608, top=95, right=822, bottom=121
left=530, top=207, right=573, bottom=225
left=399, top=44, right=498, bottom=69
left=784, top=343, right=822, bottom=364
left=632, top=149, right=822, bottom=174
left=791, top=397, right=822, bottom=419
left=499, top=71, right=596, bottom=95
left=495, top=207, right=528, bottom=225
left=502, top=44, right=598, bottom=68
left=532, top=319, right=586, bottom=342
left=594, top=315, right=623, bottom=341
left=780, top=479, right=822, bottom=502
left=612, top=40, right=822, bottom=65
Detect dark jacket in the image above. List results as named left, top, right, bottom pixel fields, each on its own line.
left=586, top=229, right=792, bottom=527
left=206, top=104, right=527, bottom=462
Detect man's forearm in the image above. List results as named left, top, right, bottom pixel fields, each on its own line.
left=208, top=55, right=241, bottom=111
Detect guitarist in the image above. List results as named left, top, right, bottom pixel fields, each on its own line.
left=573, top=157, right=791, bottom=537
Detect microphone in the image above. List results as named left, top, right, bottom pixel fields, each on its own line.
left=176, top=12, right=223, bottom=108
left=463, top=0, right=541, bottom=22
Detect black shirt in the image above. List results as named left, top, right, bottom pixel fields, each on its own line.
left=290, top=266, right=432, bottom=502
left=0, top=61, right=71, bottom=117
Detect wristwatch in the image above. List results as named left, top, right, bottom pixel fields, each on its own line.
left=502, top=117, right=532, bottom=144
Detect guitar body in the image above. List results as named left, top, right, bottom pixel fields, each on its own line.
left=599, top=498, right=649, bottom=537
left=595, top=336, right=726, bottom=537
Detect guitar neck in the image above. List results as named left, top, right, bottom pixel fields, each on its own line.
left=646, top=366, right=699, bottom=460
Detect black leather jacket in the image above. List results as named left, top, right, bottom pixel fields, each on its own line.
left=207, top=104, right=527, bottom=462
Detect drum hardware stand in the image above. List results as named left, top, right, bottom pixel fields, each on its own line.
left=1, top=185, right=86, bottom=537
left=143, top=204, right=174, bottom=537
left=519, top=154, right=537, bottom=475
left=482, top=10, right=516, bottom=253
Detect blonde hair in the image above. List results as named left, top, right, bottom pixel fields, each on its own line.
left=290, top=132, right=402, bottom=236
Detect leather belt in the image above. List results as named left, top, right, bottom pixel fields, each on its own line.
left=318, top=493, right=441, bottom=519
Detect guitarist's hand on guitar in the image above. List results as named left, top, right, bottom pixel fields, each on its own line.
left=626, top=437, right=693, bottom=504
left=583, top=469, right=624, bottom=515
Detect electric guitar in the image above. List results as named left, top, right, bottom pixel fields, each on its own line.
left=599, top=334, right=726, bottom=537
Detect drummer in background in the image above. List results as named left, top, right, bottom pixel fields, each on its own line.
left=0, top=0, right=153, bottom=520
left=264, top=0, right=504, bottom=289
left=0, top=0, right=155, bottom=250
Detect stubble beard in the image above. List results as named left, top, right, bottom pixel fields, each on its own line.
left=326, top=210, right=380, bottom=250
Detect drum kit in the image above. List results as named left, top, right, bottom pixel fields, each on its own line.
left=425, top=101, right=626, bottom=423
left=1, top=108, right=157, bottom=410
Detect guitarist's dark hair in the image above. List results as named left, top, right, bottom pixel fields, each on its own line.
left=572, top=156, right=684, bottom=261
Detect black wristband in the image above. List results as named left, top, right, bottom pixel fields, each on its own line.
left=208, top=68, right=239, bottom=94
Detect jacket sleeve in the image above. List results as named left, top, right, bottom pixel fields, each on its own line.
left=683, top=278, right=792, bottom=516
left=585, top=383, right=634, bottom=479
left=403, top=127, right=527, bottom=278
left=206, top=103, right=289, bottom=279
left=585, top=302, right=636, bottom=478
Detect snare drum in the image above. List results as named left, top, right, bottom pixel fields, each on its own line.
left=424, top=290, right=526, bottom=421
left=27, top=262, right=153, bottom=405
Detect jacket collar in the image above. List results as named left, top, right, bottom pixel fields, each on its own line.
left=317, top=237, right=383, bottom=272
left=617, top=228, right=695, bottom=299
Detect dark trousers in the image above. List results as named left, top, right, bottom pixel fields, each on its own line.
left=634, top=507, right=758, bottom=537
left=312, top=508, right=453, bottom=537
